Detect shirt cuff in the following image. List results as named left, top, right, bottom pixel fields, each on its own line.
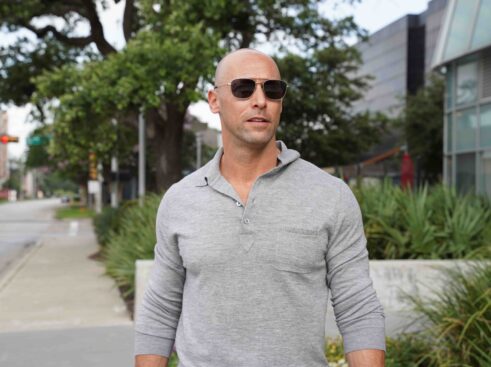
left=134, top=330, right=175, bottom=358
left=342, top=327, right=386, bottom=354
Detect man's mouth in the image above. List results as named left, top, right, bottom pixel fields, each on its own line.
left=246, top=117, right=270, bottom=122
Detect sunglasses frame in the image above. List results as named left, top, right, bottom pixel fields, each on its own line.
left=214, top=78, right=288, bottom=100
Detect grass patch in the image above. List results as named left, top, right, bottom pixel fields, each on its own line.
left=56, top=205, right=95, bottom=219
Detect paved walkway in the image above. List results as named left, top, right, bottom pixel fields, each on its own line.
left=0, top=218, right=134, bottom=367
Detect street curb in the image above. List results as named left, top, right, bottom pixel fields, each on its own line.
left=0, top=239, right=43, bottom=292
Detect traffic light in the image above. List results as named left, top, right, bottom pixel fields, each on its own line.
left=89, top=152, right=98, bottom=180
left=0, top=135, right=19, bottom=144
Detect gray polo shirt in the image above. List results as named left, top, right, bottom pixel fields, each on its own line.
left=135, top=140, right=385, bottom=366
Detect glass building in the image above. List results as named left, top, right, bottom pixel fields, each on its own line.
left=354, top=0, right=448, bottom=117
left=433, top=0, right=491, bottom=198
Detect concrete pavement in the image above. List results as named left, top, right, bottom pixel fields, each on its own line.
left=0, top=216, right=134, bottom=367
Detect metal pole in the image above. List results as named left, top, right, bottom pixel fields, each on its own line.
left=138, top=109, right=146, bottom=206
left=111, top=119, right=119, bottom=208
left=95, top=161, right=103, bottom=214
left=196, top=131, right=203, bottom=169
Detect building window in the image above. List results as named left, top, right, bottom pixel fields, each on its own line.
left=444, top=0, right=480, bottom=60
left=445, top=66, right=454, bottom=109
left=482, top=51, right=491, bottom=99
left=481, top=104, right=491, bottom=149
left=471, top=0, right=491, bottom=50
left=455, top=108, right=477, bottom=151
left=480, top=151, right=491, bottom=198
left=456, top=153, right=476, bottom=194
left=456, top=61, right=478, bottom=105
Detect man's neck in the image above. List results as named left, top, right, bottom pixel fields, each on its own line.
left=219, top=140, right=280, bottom=186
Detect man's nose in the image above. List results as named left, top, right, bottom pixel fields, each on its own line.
left=251, top=83, right=267, bottom=108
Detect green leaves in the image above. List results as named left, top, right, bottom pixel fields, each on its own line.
left=356, top=180, right=491, bottom=260
left=400, top=73, right=445, bottom=184
left=276, top=49, right=387, bottom=167
left=407, top=265, right=491, bottom=366
left=103, top=194, right=162, bottom=297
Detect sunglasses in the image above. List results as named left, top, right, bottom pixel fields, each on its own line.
left=214, top=78, right=288, bottom=100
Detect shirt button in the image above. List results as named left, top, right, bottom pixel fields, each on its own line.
left=243, top=218, right=250, bottom=224
left=236, top=201, right=242, bottom=207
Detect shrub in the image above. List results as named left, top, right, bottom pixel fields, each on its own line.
left=385, top=334, right=432, bottom=366
left=407, top=264, right=491, bottom=366
left=93, top=207, right=121, bottom=247
left=325, top=338, right=346, bottom=366
left=93, top=200, right=136, bottom=247
left=354, top=180, right=491, bottom=259
left=104, top=193, right=162, bottom=297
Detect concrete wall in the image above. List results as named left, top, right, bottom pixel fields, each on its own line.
left=135, top=259, right=486, bottom=337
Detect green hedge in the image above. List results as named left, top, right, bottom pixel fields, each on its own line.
left=93, top=200, right=137, bottom=247
left=103, top=194, right=162, bottom=297
left=355, top=181, right=491, bottom=259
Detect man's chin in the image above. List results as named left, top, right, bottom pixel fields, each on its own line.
left=240, top=133, right=276, bottom=146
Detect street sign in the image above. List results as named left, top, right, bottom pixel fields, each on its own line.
left=88, top=180, right=100, bottom=194
left=26, top=135, right=49, bottom=146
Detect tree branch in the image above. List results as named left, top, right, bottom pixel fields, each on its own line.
left=81, top=0, right=117, bottom=55
left=122, top=0, right=136, bottom=43
left=22, top=23, right=93, bottom=48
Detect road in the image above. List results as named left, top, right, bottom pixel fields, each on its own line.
left=0, top=198, right=62, bottom=276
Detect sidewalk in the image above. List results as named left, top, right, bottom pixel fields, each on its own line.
left=0, top=219, right=134, bottom=367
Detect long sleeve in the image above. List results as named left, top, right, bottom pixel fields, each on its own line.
left=326, top=181, right=385, bottom=354
left=134, top=192, right=185, bottom=357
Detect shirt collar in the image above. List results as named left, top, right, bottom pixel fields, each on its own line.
left=196, top=140, right=300, bottom=187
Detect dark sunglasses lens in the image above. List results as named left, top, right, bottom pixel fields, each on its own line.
left=264, top=80, right=287, bottom=99
left=231, top=79, right=256, bottom=98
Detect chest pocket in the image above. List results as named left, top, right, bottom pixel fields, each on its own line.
left=274, top=227, right=326, bottom=273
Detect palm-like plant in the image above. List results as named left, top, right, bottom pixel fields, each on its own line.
left=353, top=180, right=491, bottom=259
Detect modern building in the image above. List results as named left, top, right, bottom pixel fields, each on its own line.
left=0, top=111, right=9, bottom=185
left=348, top=0, right=448, bottom=184
left=354, top=0, right=448, bottom=117
left=433, top=0, right=491, bottom=198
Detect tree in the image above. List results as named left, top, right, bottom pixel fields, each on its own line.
left=25, top=126, right=51, bottom=169
left=1, top=0, right=375, bottom=190
left=400, top=74, right=444, bottom=184
left=276, top=49, right=386, bottom=167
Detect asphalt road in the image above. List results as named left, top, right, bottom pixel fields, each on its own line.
left=0, top=198, right=62, bottom=277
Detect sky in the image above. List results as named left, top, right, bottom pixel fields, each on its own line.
left=2, top=0, right=431, bottom=159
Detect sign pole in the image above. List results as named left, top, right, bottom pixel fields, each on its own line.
left=138, top=109, right=145, bottom=207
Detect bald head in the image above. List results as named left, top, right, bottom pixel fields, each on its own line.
left=214, top=49, right=281, bottom=85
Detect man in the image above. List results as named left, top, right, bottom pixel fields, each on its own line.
left=135, top=49, right=385, bottom=367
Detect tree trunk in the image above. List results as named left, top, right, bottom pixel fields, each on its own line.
left=148, top=104, right=187, bottom=192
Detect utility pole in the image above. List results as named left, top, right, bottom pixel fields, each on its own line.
left=95, top=161, right=103, bottom=214
left=138, top=109, right=145, bottom=207
left=111, top=119, right=119, bottom=208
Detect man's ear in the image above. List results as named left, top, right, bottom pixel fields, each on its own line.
left=208, top=89, right=220, bottom=114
